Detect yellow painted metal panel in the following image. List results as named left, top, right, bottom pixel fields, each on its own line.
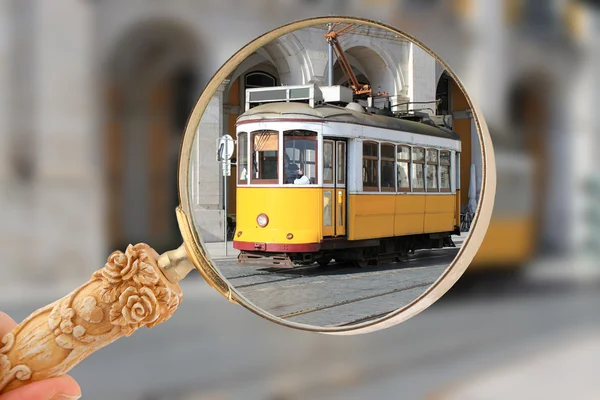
left=424, top=195, right=456, bottom=233
left=335, top=188, right=346, bottom=236
left=322, top=189, right=335, bottom=237
left=394, top=195, right=426, bottom=235
left=348, top=194, right=395, bottom=240
left=469, top=217, right=535, bottom=270
left=455, top=189, right=461, bottom=226
left=235, top=187, right=322, bottom=244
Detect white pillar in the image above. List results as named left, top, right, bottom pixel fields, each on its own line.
left=408, top=44, right=436, bottom=115
left=191, top=80, right=227, bottom=242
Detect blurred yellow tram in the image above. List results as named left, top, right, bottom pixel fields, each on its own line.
left=233, top=87, right=463, bottom=267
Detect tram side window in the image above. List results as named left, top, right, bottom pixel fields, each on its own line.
left=412, top=147, right=425, bottom=192
left=283, top=130, right=317, bottom=185
left=238, top=132, right=248, bottom=183
left=381, top=144, right=395, bottom=191
left=363, top=141, right=379, bottom=191
left=440, top=151, right=451, bottom=192
left=323, top=140, right=334, bottom=184
left=251, top=130, right=278, bottom=183
left=426, top=149, right=439, bottom=192
left=337, top=142, right=346, bottom=185
left=397, top=145, right=411, bottom=191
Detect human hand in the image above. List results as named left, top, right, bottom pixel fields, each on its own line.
left=0, top=312, right=82, bottom=400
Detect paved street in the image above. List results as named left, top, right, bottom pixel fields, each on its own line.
left=3, top=266, right=599, bottom=400
left=215, top=248, right=458, bottom=327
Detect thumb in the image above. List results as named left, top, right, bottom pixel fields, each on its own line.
left=0, top=375, right=81, bottom=400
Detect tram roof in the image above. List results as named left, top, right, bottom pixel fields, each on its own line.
left=237, top=102, right=460, bottom=141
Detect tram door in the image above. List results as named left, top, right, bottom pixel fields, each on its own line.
left=323, top=139, right=346, bottom=237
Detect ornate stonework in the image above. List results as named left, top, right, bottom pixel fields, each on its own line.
left=0, top=243, right=182, bottom=394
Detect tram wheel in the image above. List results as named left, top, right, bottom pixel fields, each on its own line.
left=353, top=259, right=369, bottom=268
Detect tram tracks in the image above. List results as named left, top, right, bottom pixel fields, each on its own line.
left=228, top=261, right=435, bottom=289
left=277, top=281, right=434, bottom=321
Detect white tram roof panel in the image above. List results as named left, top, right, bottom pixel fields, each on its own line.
left=237, top=102, right=461, bottom=142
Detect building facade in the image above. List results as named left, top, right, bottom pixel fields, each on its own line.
left=0, top=0, right=594, bottom=287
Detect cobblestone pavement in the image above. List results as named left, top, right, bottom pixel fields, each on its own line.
left=213, top=247, right=459, bottom=327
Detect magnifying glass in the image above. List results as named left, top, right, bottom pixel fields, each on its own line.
left=0, top=16, right=494, bottom=394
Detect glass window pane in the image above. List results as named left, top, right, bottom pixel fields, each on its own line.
left=413, top=148, right=425, bottom=162
left=381, top=160, right=395, bottom=189
left=238, top=133, right=248, bottom=182
left=283, top=131, right=317, bottom=184
left=363, top=142, right=378, bottom=157
left=337, top=142, right=346, bottom=184
left=412, top=163, right=425, bottom=190
left=427, top=164, right=438, bottom=190
left=252, top=131, right=278, bottom=181
left=382, top=144, right=395, bottom=159
left=323, top=141, right=333, bottom=184
left=440, top=165, right=451, bottom=190
left=363, top=158, right=378, bottom=189
left=440, top=151, right=450, bottom=165
left=323, top=191, right=333, bottom=227
left=397, top=146, right=410, bottom=161
left=427, top=149, right=438, bottom=163
left=338, top=193, right=343, bottom=226
left=397, top=161, right=410, bottom=190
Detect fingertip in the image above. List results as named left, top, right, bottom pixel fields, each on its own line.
left=53, top=374, right=82, bottom=396
left=0, top=312, right=17, bottom=336
left=1, top=375, right=82, bottom=400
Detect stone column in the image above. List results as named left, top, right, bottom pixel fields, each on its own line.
left=408, top=43, right=436, bottom=115
left=190, top=80, right=228, bottom=242
left=28, top=0, right=102, bottom=285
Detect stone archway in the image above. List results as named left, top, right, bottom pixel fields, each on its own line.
left=104, top=19, right=202, bottom=254
left=322, top=39, right=405, bottom=97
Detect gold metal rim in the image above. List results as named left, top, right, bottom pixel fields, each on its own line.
left=177, top=16, right=496, bottom=335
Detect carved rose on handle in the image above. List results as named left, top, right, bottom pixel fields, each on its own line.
left=48, top=243, right=181, bottom=345
left=93, top=243, right=181, bottom=335
left=1, top=242, right=183, bottom=395
left=102, top=248, right=159, bottom=286
left=110, top=287, right=160, bottom=335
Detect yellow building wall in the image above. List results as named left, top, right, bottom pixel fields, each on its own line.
left=450, top=79, right=472, bottom=208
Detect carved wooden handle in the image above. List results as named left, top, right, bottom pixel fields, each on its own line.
left=0, top=243, right=183, bottom=394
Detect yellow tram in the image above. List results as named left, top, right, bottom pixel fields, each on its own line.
left=233, top=87, right=462, bottom=268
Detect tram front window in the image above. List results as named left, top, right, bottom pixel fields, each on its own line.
left=251, top=130, right=279, bottom=183
left=283, top=130, right=317, bottom=185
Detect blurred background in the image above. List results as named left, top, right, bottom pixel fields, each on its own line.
left=1, top=1, right=599, bottom=399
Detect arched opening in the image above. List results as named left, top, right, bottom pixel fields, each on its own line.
left=330, top=45, right=397, bottom=98
left=435, top=71, right=452, bottom=115
left=245, top=71, right=277, bottom=88
left=104, top=20, right=202, bottom=254
left=333, top=64, right=370, bottom=92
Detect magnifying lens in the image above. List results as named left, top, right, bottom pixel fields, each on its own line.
left=0, top=16, right=494, bottom=394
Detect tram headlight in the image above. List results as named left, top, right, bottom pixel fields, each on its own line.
left=257, top=213, right=269, bottom=227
